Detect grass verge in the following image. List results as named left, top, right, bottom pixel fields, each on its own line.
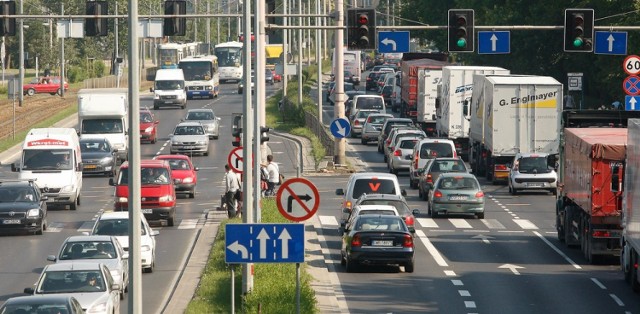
left=0, top=104, right=77, bottom=152
left=186, top=198, right=318, bottom=313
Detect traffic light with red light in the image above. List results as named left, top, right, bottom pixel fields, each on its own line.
left=0, top=1, right=16, bottom=37
left=564, top=9, right=594, bottom=52
left=163, top=0, right=187, bottom=36
left=347, top=8, right=376, bottom=50
left=447, top=9, right=474, bottom=52
left=85, top=1, right=108, bottom=37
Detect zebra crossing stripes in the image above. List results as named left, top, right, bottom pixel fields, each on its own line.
left=449, top=219, right=473, bottom=229
left=513, top=219, right=539, bottom=230
left=319, top=216, right=541, bottom=231
left=177, top=219, right=200, bottom=229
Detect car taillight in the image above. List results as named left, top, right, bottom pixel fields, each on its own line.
left=426, top=174, right=432, bottom=183
left=495, top=164, right=508, bottom=171
left=404, top=215, right=414, bottom=228
left=351, top=234, right=362, bottom=247
left=475, top=191, right=484, bottom=198
left=434, top=190, right=443, bottom=198
left=455, top=143, right=461, bottom=148
left=386, top=138, right=392, bottom=145
left=354, top=120, right=360, bottom=126
left=413, top=155, right=419, bottom=169
left=367, top=117, right=373, bottom=123
left=402, top=234, right=413, bottom=248
left=393, top=149, right=402, bottom=156
left=367, top=78, right=372, bottom=81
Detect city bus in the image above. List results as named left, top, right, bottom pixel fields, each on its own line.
left=157, top=42, right=204, bottom=69
left=213, top=41, right=243, bottom=83
left=179, top=55, right=220, bottom=99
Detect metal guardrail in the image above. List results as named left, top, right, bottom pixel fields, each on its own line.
left=304, top=111, right=334, bottom=157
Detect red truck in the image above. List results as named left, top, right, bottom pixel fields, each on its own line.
left=399, top=54, right=448, bottom=121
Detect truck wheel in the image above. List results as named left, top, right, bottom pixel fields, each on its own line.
left=564, top=206, right=576, bottom=247
left=557, top=213, right=565, bottom=242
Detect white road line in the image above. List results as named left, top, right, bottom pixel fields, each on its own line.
left=533, top=231, right=582, bottom=269
left=505, top=203, right=531, bottom=206
left=513, top=219, right=538, bottom=230
left=481, top=219, right=506, bottom=229
left=444, top=270, right=457, bottom=277
left=449, top=219, right=472, bottom=229
left=497, top=230, right=525, bottom=233
left=459, top=290, right=471, bottom=297
left=417, top=218, right=439, bottom=228
left=178, top=219, right=199, bottom=229
left=591, top=278, right=606, bottom=289
left=319, top=215, right=339, bottom=226
left=415, top=229, right=448, bottom=267
left=451, top=279, right=463, bottom=286
left=464, top=301, right=476, bottom=308
left=609, top=294, right=625, bottom=306
left=44, top=222, right=65, bottom=233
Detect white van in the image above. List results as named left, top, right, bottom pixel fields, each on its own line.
left=152, top=68, right=187, bottom=109
left=347, top=94, right=386, bottom=118
left=11, top=128, right=83, bottom=210
left=409, top=138, right=457, bottom=188
left=78, top=88, right=128, bottom=161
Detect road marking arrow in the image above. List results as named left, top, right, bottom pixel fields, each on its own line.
left=607, top=34, right=615, bottom=52
left=278, top=228, right=292, bottom=259
left=287, top=194, right=312, bottom=213
left=490, top=33, right=498, bottom=51
left=499, top=264, right=524, bottom=275
left=335, top=120, right=346, bottom=137
left=227, top=241, right=248, bottom=259
left=472, top=234, right=494, bottom=244
left=381, top=38, right=397, bottom=51
left=257, top=228, right=270, bottom=259
left=631, top=97, right=637, bottom=110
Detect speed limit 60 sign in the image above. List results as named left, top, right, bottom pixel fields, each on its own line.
left=624, top=55, right=640, bottom=75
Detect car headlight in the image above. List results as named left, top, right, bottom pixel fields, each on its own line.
left=159, top=195, right=174, bottom=202
left=197, top=140, right=207, bottom=145
left=182, top=177, right=193, bottom=183
left=61, top=185, right=75, bottom=192
left=87, top=302, right=108, bottom=314
left=154, top=94, right=160, bottom=99
left=27, top=208, right=40, bottom=218
left=205, top=86, right=213, bottom=90
left=171, top=140, right=180, bottom=145
left=112, top=143, right=125, bottom=149
left=99, top=157, right=113, bottom=165
left=144, top=126, right=154, bottom=133
left=117, top=197, right=128, bottom=203
left=141, top=245, right=151, bottom=252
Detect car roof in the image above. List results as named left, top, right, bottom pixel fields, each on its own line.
left=516, top=152, right=550, bottom=158
left=43, top=261, right=104, bottom=271
left=154, top=154, right=191, bottom=161
left=80, top=137, right=111, bottom=144
left=357, top=193, right=405, bottom=201
left=349, top=172, right=399, bottom=180
left=354, top=204, right=398, bottom=212
left=0, top=179, right=38, bottom=188
left=120, top=159, right=168, bottom=168
left=187, top=108, right=214, bottom=113
left=3, top=295, right=77, bottom=305
left=385, top=118, right=413, bottom=123
left=64, top=235, right=114, bottom=242
left=97, top=211, right=130, bottom=220
left=438, top=172, right=477, bottom=179
left=176, top=121, right=204, bottom=127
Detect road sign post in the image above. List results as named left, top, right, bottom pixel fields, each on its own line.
left=377, top=31, right=410, bottom=53
left=276, top=177, right=320, bottom=222
left=477, top=31, right=510, bottom=54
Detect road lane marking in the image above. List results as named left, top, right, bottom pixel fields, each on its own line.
left=319, top=215, right=339, bottom=226
left=178, top=219, right=198, bottom=229
left=533, top=231, right=582, bottom=269
left=610, top=294, right=624, bottom=306
left=44, top=222, right=65, bottom=232
left=459, top=290, right=471, bottom=297
left=417, top=218, right=439, bottom=228
left=449, top=219, right=472, bottom=229
left=480, top=219, right=505, bottom=229
left=415, top=229, right=448, bottom=267
left=464, top=301, right=476, bottom=308
left=444, top=270, right=457, bottom=276
left=451, top=279, right=463, bottom=286
left=513, top=219, right=538, bottom=229
left=591, top=278, right=606, bottom=289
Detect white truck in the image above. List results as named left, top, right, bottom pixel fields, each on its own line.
left=622, top=118, right=640, bottom=292
left=78, top=88, right=129, bottom=161
left=436, top=66, right=510, bottom=160
left=332, top=48, right=362, bottom=84
left=467, top=75, right=562, bottom=183
left=416, top=68, right=443, bottom=136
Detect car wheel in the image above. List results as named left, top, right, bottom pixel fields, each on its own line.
left=410, top=179, right=417, bottom=189
left=509, top=184, right=517, bottom=195
left=476, top=212, right=485, bottom=219
left=361, top=139, right=367, bottom=145
left=551, top=188, right=557, bottom=196
left=56, top=88, right=62, bottom=96
left=213, top=135, right=219, bottom=140
left=151, top=136, right=157, bottom=144
left=77, top=196, right=81, bottom=206
left=404, top=260, right=415, bottom=273
left=427, top=203, right=432, bottom=216
left=632, top=252, right=640, bottom=292
left=167, top=215, right=175, bottom=227
left=27, top=88, right=36, bottom=96
left=204, top=150, right=209, bottom=156
left=345, top=257, right=357, bottom=273
left=120, top=290, right=125, bottom=300
left=431, top=209, right=438, bottom=218
left=238, top=89, right=243, bottom=94
left=377, top=144, right=383, bottom=153
left=391, top=168, right=398, bottom=175
left=35, top=222, right=44, bottom=235
left=190, top=189, right=196, bottom=199
left=418, top=187, right=423, bottom=198
left=340, top=253, right=346, bottom=266
left=383, top=155, right=388, bottom=163
left=153, top=105, right=159, bottom=110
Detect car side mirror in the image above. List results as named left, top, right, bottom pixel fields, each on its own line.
left=154, top=121, right=159, bottom=125
left=122, top=252, right=129, bottom=259
left=173, top=179, right=180, bottom=185
left=41, top=196, right=48, bottom=201
left=46, top=255, right=57, bottom=262
left=336, top=188, right=344, bottom=195
left=151, top=229, right=159, bottom=236
left=412, top=209, right=420, bottom=216
left=401, top=189, right=407, bottom=196
left=111, top=283, right=122, bottom=292
left=11, top=163, right=19, bottom=172
left=109, top=178, right=116, bottom=186
left=24, top=287, right=34, bottom=295
left=194, top=167, right=200, bottom=171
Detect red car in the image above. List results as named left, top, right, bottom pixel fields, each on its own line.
left=272, top=70, right=282, bottom=82
left=154, top=154, right=198, bottom=198
left=23, top=76, right=69, bottom=96
left=140, top=109, right=159, bottom=144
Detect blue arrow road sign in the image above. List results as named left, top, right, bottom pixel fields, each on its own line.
left=378, top=31, right=410, bottom=53
left=330, top=118, right=351, bottom=139
left=478, top=31, right=510, bottom=54
left=626, top=96, right=640, bottom=110
left=595, top=31, right=627, bottom=55
left=225, top=223, right=305, bottom=263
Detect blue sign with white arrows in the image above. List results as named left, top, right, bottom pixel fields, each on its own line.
left=478, top=31, right=510, bottom=54
left=595, top=31, right=627, bottom=55
left=626, top=96, right=640, bottom=111
left=225, top=223, right=305, bottom=263
left=377, top=31, right=410, bottom=53
left=330, top=117, right=351, bottom=138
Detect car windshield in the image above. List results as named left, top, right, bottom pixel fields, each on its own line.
left=155, top=80, right=183, bottom=90
left=385, top=122, right=413, bottom=135
left=367, top=115, right=388, bottom=124
left=118, top=167, right=171, bottom=185
left=399, top=139, right=419, bottom=149
left=419, top=143, right=454, bottom=158
left=356, top=111, right=376, bottom=119
left=22, top=149, right=73, bottom=171
left=356, top=98, right=384, bottom=110
left=517, top=156, right=551, bottom=173
left=430, top=160, right=467, bottom=172
left=357, top=210, right=396, bottom=216
left=2, top=304, right=69, bottom=313
left=81, top=140, right=111, bottom=153
left=174, top=125, right=205, bottom=135
left=37, top=270, right=106, bottom=294
left=344, top=84, right=356, bottom=92
left=164, top=159, right=192, bottom=170
left=81, top=118, right=123, bottom=134
left=93, top=219, right=147, bottom=236
left=437, top=177, right=479, bottom=190
left=0, top=186, right=36, bottom=202
left=352, top=179, right=396, bottom=199
left=355, top=216, right=405, bottom=231
left=186, top=111, right=214, bottom=120
left=59, top=241, right=116, bottom=260
left=140, top=112, right=154, bottom=123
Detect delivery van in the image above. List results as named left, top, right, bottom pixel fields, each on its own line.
left=78, top=88, right=128, bottom=161
left=12, top=128, right=83, bottom=210
left=152, top=68, right=187, bottom=109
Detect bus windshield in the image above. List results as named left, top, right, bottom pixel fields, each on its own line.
left=180, top=61, right=213, bottom=81
left=215, top=47, right=242, bottom=67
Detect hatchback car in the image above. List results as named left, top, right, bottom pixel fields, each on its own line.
left=23, top=262, right=121, bottom=314
left=377, top=118, right=414, bottom=153
left=23, top=76, right=69, bottom=96
left=90, top=211, right=158, bottom=273
left=388, top=136, right=422, bottom=175
left=264, top=68, right=275, bottom=85
left=342, top=204, right=399, bottom=234
left=47, top=235, right=129, bottom=300
left=183, top=108, right=221, bottom=139
left=336, top=172, right=407, bottom=214
left=350, top=193, right=418, bottom=232
left=409, top=138, right=457, bottom=188
left=418, top=157, right=470, bottom=201
left=154, top=154, right=199, bottom=198
left=383, top=127, right=425, bottom=162
left=428, top=173, right=485, bottom=219
left=0, top=179, right=47, bottom=235
left=349, top=109, right=379, bottom=138
left=140, top=108, right=159, bottom=144
left=80, top=137, right=117, bottom=177
left=272, top=70, right=282, bottom=82
left=508, top=152, right=558, bottom=195
left=341, top=214, right=415, bottom=273
left=170, top=121, right=210, bottom=156
left=366, top=71, right=385, bottom=91
left=0, top=295, right=84, bottom=314
left=360, top=113, right=393, bottom=145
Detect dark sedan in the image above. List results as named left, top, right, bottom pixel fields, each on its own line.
left=341, top=214, right=415, bottom=273
left=0, top=295, right=84, bottom=314
left=0, top=179, right=47, bottom=235
left=80, top=138, right=117, bottom=177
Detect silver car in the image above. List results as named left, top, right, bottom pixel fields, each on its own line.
left=170, top=121, right=210, bottom=156
left=383, top=128, right=426, bottom=163
left=183, top=108, right=221, bottom=139
left=508, top=152, right=558, bottom=195
left=47, top=235, right=129, bottom=300
left=360, top=113, right=393, bottom=145
left=349, top=109, right=380, bottom=138
left=388, top=136, right=422, bottom=174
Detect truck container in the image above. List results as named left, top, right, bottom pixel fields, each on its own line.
left=622, top=118, right=640, bottom=291
left=468, top=75, right=561, bottom=182
left=436, top=66, right=509, bottom=161
left=415, top=68, right=443, bottom=136
left=78, top=88, right=129, bottom=161
left=400, top=58, right=449, bottom=120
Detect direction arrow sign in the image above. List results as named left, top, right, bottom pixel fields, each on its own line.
left=478, top=31, right=510, bottom=54
left=276, top=177, right=320, bottom=222
left=471, top=234, right=494, bottom=244
left=227, top=147, right=244, bottom=173
left=623, top=75, right=640, bottom=96
left=377, top=31, right=410, bottom=53
left=330, top=118, right=351, bottom=139
left=594, top=31, right=627, bottom=55
left=626, top=96, right=640, bottom=110
left=225, top=223, right=305, bottom=263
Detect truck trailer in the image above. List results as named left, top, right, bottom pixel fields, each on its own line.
left=415, top=67, right=443, bottom=137
left=467, top=75, right=561, bottom=183
left=400, top=58, right=449, bottom=120
left=622, top=118, right=640, bottom=291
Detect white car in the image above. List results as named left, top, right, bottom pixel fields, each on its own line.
left=23, top=262, right=121, bottom=314
left=508, top=152, right=558, bottom=195
left=170, top=121, right=210, bottom=156
left=90, top=211, right=158, bottom=273
left=47, top=235, right=129, bottom=300
left=183, top=108, right=221, bottom=139
left=388, top=136, right=423, bottom=175
left=335, top=172, right=407, bottom=214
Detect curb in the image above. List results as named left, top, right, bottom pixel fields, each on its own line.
left=272, top=131, right=314, bottom=174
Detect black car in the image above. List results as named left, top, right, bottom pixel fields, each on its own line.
left=80, top=138, right=117, bottom=177
left=0, top=179, right=47, bottom=235
left=265, top=69, right=274, bottom=85
left=0, top=295, right=84, bottom=314
left=341, top=214, right=415, bottom=273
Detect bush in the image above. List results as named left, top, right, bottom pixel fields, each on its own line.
left=66, top=66, right=86, bottom=83
left=93, top=60, right=106, bottom=78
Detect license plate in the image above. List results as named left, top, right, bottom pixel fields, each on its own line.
left=84, top=165, right=97, bottom=169
left=449, top=195, right=469, bottom=201
left=527, top=183, right=543, bottom=187
left=3, top=219, right=21, bottom=224
left=141, top=209, right=153, bottom=214
left=372, top=240, right=393, bottom=246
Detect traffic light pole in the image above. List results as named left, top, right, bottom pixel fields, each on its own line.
left=334, top=0, right=346, bottom=166
left=254, top=0, right=265, bottom=223
left=18, top=0, right=22, bottom=107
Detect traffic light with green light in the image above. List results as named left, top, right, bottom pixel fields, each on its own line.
left=564, top=9, right=594, bottom=52
left=448, top=9, right=474, bottom=52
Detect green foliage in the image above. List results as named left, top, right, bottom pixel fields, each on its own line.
left=66, top=66, right=86, bottom=84
left=92, top=60, right=106, bottom=78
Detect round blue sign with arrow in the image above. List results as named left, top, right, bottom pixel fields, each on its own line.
left=330, top=118, right=351, bottom=139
